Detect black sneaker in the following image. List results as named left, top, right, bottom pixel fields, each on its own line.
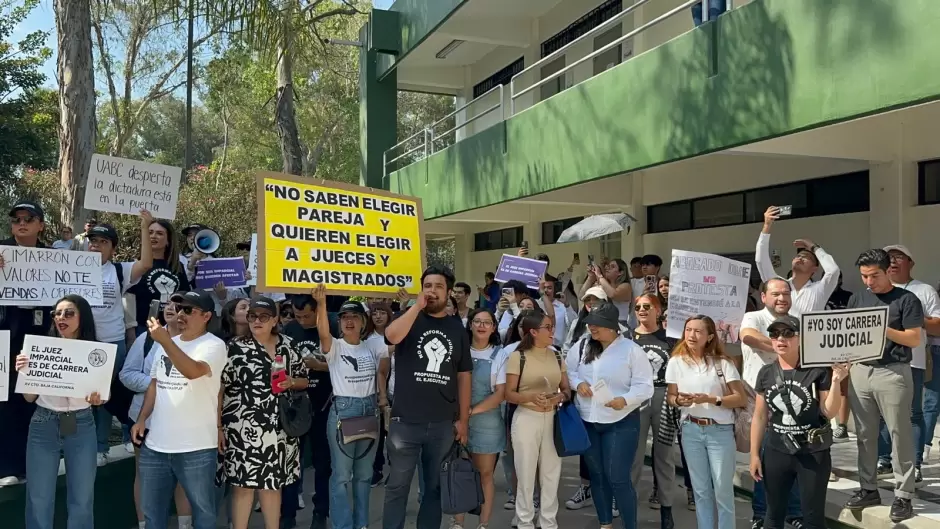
left=661, top=506, right=675, bottom=529
left=876, top=460, right=893, bottom=475
left=649, top=485, right=661, bottom=510
left=371, top=471, right=384, bottom=487
left=890, top=498, right=913, bottom=523
left=833, top=424, right=849, bottom=440
left=916, top=466, right=923, bottom=483
left=309, top=513, right=328, bottom=529
left=279, top=518, right=296, bottom=529
left=844, top=489, right=881, bottom=510
left=785, top=517, right=804, bottom=529
left=687, top=489, right=696, bottom=511
left=751, top=517, right=764, bottom=529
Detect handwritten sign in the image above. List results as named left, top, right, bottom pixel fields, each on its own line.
left=15, top=335, right=117, bottom=400
left=0, top=246, right=102, bottom=306
left=800, top=307, right=888, bottom=367
left=194, top=257, right=247, bottom=289
left=494, top=254, right=549, bottom=291
left=84, top=154, right=182, bottom=219
left=0, top=331, right=8, bottom=402
left=257, top=172, right=425, bottom=297
left=666, top=250, right=751, bottom=341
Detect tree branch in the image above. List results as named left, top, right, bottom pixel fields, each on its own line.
left=91, top=18, right=123, bottom=155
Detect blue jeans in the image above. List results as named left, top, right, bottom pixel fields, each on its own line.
left=692, top=0, right=727, bottom=26
left=879, top=366, right=925, bottom=466
left=327, top=396, right=378, bottom=529
left=681, top=422, right=736, bottom=529
left=382, top=419, right=455, bottom=529
left=26, top=407, right=97, bottom=529
left=93, top=339, right=127, bottom=454
left=139, top=445, right=218, bottom=529
left=922, top=346, right=940, bottom=455
left=582, top=411, right=642, bottom=527
left=752, top=438, right=802, bottom=519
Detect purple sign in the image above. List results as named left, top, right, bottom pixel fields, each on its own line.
left=494, top=254, right=548, bottom=291
left=195, top=257, right=247, bottom=289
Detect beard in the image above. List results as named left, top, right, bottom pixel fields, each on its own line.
left=424, top=297, right=447, bottom=314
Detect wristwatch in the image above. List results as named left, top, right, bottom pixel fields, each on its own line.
left=715, top=396, right=723, bottom=407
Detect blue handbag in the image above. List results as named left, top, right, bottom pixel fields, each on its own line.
left=553, top=401, right=591, bottom=456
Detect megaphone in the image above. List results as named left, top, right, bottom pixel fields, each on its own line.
left=192, top=228, right=221, bottom=255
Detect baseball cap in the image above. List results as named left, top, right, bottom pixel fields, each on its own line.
left=338, top=301, right=367, bottom=317
left=883, top=245, right=914, bottom=261
left=580, top=286, right=609, bottom=302
left=182, top=223, right=206, bottom=235
left=87, top=224, right=119, bottom=246
left=170, top=291, right=215, bottom=313
left=9, top=201, right=44, bottom=221
left=249, top=296, right=277, bottom=315
left=582, top=301, right=620, bottom=331
left=767, top=315, right=800, bottom=334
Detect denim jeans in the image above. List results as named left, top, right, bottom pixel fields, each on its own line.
left=691, top=0, right=727, bottom=26
left=922, top=346, right=940, bottom=455
left=582, top=411, right=642, bottom=527
left=139, top=445, right=218, bottom=529
left=681, top=422, right=736, bottom=529
left=94, top=339, right=127, bottom=454
left=382, top=419, right=455, bottom=529
left=752, top=436, right=802, bottom=519
left=327, top=396, right=379, bottom=529
left=878, top=366, right=925, bottom=466
left=26, top=407, right=97, bottom=529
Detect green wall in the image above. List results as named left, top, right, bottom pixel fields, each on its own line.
left=387, top=0, right=466, bottom=65
left=389, top=0, right=940, bottom=219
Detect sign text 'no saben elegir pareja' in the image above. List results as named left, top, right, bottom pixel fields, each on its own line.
left=256, top=172, right=425, bottom=297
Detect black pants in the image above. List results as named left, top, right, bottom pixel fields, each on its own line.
left=0, top=395, right=34, bottom=477
left=374, top=411, right=387, bottom=473
left=761, top=448, right=831, bottom=529
left=281, top=402, right=332, bottom=519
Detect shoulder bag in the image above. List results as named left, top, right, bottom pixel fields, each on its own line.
left=277, top=343, right=312, bottom=438
left=715, top=359, right=755, bottom=454
left=552, top=346, right=591, bottom=457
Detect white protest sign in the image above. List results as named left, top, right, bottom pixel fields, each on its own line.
left=0, top=331, right=9, bottom=402
left=247, top=233, right=258, bottom=286
left=800, top=307, right=888, bottom=367
left=84, top=154, right=182, bottom=220
left=666, top=250, right=751, bottom=341
left=15, top=335, right=117, bottom=400
left=0, top=246, right=102, bottom=306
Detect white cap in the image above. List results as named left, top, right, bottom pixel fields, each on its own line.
left=581, top=286, right=609, bottom=301
left=883, top=245, right=914, bottom=261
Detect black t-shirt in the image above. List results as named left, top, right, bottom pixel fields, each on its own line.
left=826, top=287, right=852, bottom=310
left=390, top=311, right=472, bottom=423
left=128, top=258, right=191, bottom=327
left=633, top=329, right=675, bottom=387
left=755, top=363, right=832, bottom=454
left=847, top=287, right=924, bottom=365
left=282, top=319, right=339, bottom=407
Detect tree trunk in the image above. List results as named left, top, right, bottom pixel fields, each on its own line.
left=55, top=0, right=96, bottom=232
left=274, top=21, right=302, bottom=176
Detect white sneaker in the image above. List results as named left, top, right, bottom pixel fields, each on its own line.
left=566, top=484, right=593, bottom=509
left=124, top=442, right=135, bottom=453
left=448, top=519, right=464, bottom=529
left=96, top=453, right=108, bottom=467
left=0, top=476, right=19, bottom=487
left=511, top=515, right=519, bottom=528
left=298, top=494, right=305, bottom=509
left=926, top=445, right=932, bottom=462
left=612, top=497, right=620, bottom=518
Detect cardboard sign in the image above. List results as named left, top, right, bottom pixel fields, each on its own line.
left=0, top=331, right=9, bottom=402
left=84, top=154, right=182, bottom=219
left=800, top=307, right=888, bottom=367
left=494, top=254, right=549, bottom=291
left=15, top=335, right=117, bottom=400
left=0, top=246, right=102, bottom=306
left=666, top=250, right=751, bottom=341
left=256, top=172, right=425, bottom=297
left=194, top=257, right=247, bottom=289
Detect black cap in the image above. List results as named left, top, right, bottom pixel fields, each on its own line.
left=767, top=315, right=800, bottom=333
left=9, top=201, right=44, bottom=221
left=170, top=291, right=215, bottom=313
left=249, top=296, right=277, bottom=314
left=87, top=224, right=119, bottom=246
left=182, top=223, right=206, bottom=235
left=582, top=301, right=620, bottom=331
left=235, top=241, right=251, bottom=251
left=338, top=301, right=366, bottom=317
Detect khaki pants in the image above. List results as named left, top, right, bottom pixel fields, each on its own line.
left=511, top=407, right=562, bottom=529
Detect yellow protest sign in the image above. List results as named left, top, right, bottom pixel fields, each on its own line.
left=256, top=172, right=425, bottom=296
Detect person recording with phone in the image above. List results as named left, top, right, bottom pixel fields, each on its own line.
left=495, top=280, right=531, bottom=341
left=579, top=259, right=633, bottom=330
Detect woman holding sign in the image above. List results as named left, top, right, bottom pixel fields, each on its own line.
left=749, top=315, right=848, bottom=529
left=128, top=219, right=190, bottom=337
left=15, top=295, right=105, bottom=529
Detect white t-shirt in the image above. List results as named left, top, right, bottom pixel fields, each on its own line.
left=494, top=341, right=518, bottom=387
left=146, top=332, right=227, bottom=453
left=739, top=308, right=779, bottom=387
left=664, top=356, right=740, bottom=424
left=52, top=239, right=72, bottom=250
left=37, top=395, right=90, bottom=412
left=471, top=345, right=502, bottom=390
left=93, top=262, right=138, bottom=343
left=895, top=280, right=940, bottom=369
left=326, top=338, right=387, bottom=398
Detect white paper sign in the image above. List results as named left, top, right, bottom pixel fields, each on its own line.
left=800, top=307, right=888, bottom=367
left=247, top=233, right=258, bottom=286
left=84, top=154, right=182, bottom=219
left=591, top=379, right=616, bottom=406
left=0, top=246, right=102, bottom=306
left=0, top=331, right=9, bottom=402
left=666, top=250, right=751, bottom=341
left=15, top=335, right=117, bottom=400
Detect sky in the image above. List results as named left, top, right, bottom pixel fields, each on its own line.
left=15, top=0, right=395, bottom=89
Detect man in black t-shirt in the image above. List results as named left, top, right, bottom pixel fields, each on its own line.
left=843, top=249, right=924, bottom=523
left=382, top=266, right=472, bottom=529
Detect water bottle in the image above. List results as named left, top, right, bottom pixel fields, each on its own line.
left=271, top=354, right=288, bottom=394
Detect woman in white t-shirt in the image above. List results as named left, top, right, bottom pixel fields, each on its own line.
left=313, top=286, right=385, bottom=529
left=15, top=295, right=106, bottom=529
left=665, top=315, right=748, bottom=529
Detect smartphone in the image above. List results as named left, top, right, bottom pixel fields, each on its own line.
left=501, top=287, right=513, bottom=297
left=148, top=300, right=161, bottom=321
left=645, top=275, right=658, bottom=292
left=777, top=204, right=793, bottom=216
left=573, top=253, right=580, bottom=265
left=521, top=240, right=529, bottom=250
left=588, top=254, right=595, bottom=266
left=132, top=428, right=150, bottom=447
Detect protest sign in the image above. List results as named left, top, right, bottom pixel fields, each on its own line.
left=494, top=255, right=549, bottom=291
left=800, top=307, right=888, bottom=367
left=194, top=257, right=247, bottom=289
left=0, top=331, right=8, bottom=402
left=15, top=335, right=117, bottom=400
left=246, top=233, right=258, bottom=286
left=666, top=250, right=751, bottom=341
left=0, top=247, right=102, bottom=306
left=257, top=172, right=425, bottom=297
left=84, top=154, right=182, bottom=219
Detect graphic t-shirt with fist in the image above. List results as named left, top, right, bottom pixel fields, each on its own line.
left=130, top=258, right=191, bottom=328
left=754, top=363, right=831, bottom=454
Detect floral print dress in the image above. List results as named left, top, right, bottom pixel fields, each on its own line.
left=219, top=334, right=304, bottom=489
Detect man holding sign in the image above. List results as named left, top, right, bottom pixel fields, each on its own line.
left=842, top=249, right=924, bottom=523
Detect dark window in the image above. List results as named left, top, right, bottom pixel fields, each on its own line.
left=473, top=57, right=524, bottom=99
left=919, top=160, right=940, bottom=205
left=541, top=0, right=622, bottom=58
left=648, top=171, right=870, bottom=234
left=540, top=57, right=566, bottom=101
left=593, top=25, right=622, bottom=75
left=541, top=216, right=584, bottom=245
left=474, top=226, right=524, bottom=252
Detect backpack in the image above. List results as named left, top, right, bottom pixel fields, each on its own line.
left=715, top=360, right=756, bottom=453
left=112, top=261, right=124, bottom=293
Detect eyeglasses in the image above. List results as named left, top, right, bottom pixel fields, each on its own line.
left=634, top=303, right=654, bottom=311
left=471, top=319, right=493, bottom=327
left=52, top=308, right=76, bottom=319
left=539, top=324, right=555, bottom=331
left=10, top=216, right=37, bottom=225
left=888, top=254, right=909, bottom=262
left=247, top=313, right=274, bottom=323
left=768, top=329, right=797, bottom=340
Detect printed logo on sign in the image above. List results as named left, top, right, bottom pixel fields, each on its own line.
left=415, top=330, right=454, bottom=385
left=87, top=349, right=108, bottom=368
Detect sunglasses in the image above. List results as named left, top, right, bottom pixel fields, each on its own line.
left=10, top=216, right=37, bottom=225
left=247, top=313, right=274, bottom=323
left=634, top=303, right=654, bottom=311
left=281, top=312, right=294, bottom=318
left=52, top=308, right=77, bottom=319
left=769, top=329, right=797, bottom=340
left=177, top=305, right=200, bottom=315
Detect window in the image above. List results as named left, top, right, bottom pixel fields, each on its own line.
left=540, top=57, right=566, bottom=101
left=473, top=57, right=525, bottom=99
left=473, top=226, right=524, bottom=251
left=541, top=0, right=623, bottom=58
left=593, top=25, right=622, bottom=75
left=647, top=171, right=870, bottom=234
left=541, top=216, right=583, bottom=245
left=918, top=160, right=940, bottom=205
left=601, top=232, right=622, bottom=261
